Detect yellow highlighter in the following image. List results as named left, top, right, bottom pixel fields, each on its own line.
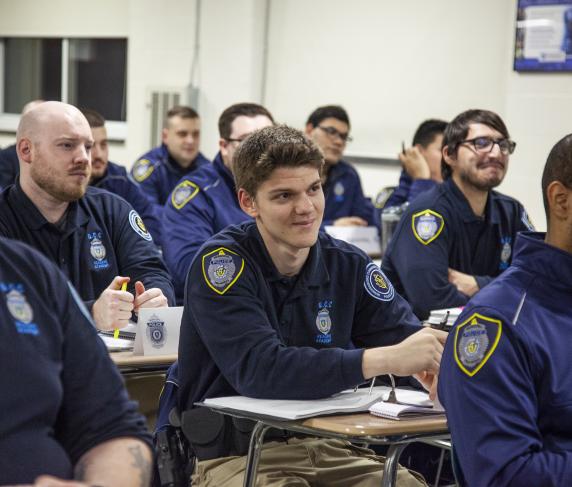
left=113, top=281, right=129, bottom=339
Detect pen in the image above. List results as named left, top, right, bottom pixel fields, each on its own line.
left=113, top=281, right=128, bottom=339
left=368, top=377, right=376, bottom=396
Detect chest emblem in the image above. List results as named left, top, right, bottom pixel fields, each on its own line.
left=171, top=180, right=200, bottom=210
left=412, top=209, right=444, bottom=245
left=202, top=247, right=245, bottom=295
left=132, top=158, right=154, bottom=182
left=6, top=289, right=39, bottom=335
left=88, top=232, right=110, bottom=270
left=315, top=300, right=333, bottom=345
left=454, top=312, right=502, bottom=377
left=499, top=237, right=512, bottom=270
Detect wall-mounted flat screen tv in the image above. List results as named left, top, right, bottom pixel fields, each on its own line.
left=515, top=0, right=572, bottom=71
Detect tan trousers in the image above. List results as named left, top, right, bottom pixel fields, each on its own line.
left=192, top=438, right=427, bottom=487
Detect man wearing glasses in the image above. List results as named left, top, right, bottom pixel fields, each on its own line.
left=382, top=109, right=533, bottom=319
left=162, top=102, right=274, bottom=304
left=305, top=105, right=377, bottom=228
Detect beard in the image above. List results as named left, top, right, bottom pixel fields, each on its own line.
left=31, top=164, right=89, bottom=202
left=458, top=166, right=505, bottom=192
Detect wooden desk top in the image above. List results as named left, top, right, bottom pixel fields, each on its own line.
left=302, top=413, right=447, bottom=436
left=110, top=351, right=177, bottom=368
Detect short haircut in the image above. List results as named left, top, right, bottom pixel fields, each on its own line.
left=233, top=125, right=324, bottom=197
left=164, top=105, right=199, bottom=128
left=541, top=133, right=572, bottom=222
left=412, top=119, right=448, bottom=147
left=441, top=109, right=510, bottom=180
left=306, top=105, right=350, bottom=129
left=80, top=108, right=105, bottom=128
left=218, top=103, right=274, bottom=139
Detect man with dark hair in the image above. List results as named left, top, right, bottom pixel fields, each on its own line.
left=162, top=102, right=274, bottom=303
left=131, top=105, right=210, bottom=216
left=81, top=108, right=162, bottom=245
left=0, top=237, right=152, bottom=485
left=0, top=101, right=175, bottom=331
left=439, top=133, right=572, bottom=487
left=382, top=109, right=533, bottom=319
left=383, top=119, right=448, bottom=208
left=177, top=124, right=445, bottom=486
left=305, top=105, right=377, bottom=227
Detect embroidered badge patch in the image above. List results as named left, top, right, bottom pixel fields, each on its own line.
left=129, top=210, right=153, bottom=241
left=6, top=288, right=39, bottom=335
left=364, top=262, right=395, bottom=302
left=145, top=313, right=167, bottom=349
left=132, top=159, right=154, bottom=182
left=202, top=247, right=245, bottom=295
left=334, top=182, right=345, bottom=202
left=411, top=209, right=445, bottom=245
left=171, top=180, right=199, bottom=210
left=88, top=231, right=109, bottom=270
left=454, top=312, right=502, bottom=377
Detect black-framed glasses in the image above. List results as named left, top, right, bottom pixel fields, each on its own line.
left=225, top=137, right=249, bottom=145
left=317, top=125, right=353, bottom=143
left=459, top=136, right=516, bottom=155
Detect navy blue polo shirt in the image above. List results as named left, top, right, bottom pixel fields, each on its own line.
left=178, top=221, right=420, bottom=411
left=0, top=182, right=175, bottom=309
left=323, top=160, right=378, bottom=228
left=130, top=143, right=210, bottom=216
left=0, top=237, right=151, bottom=483
left=439, top=233, right=572, bottom=486
left=163, top=152, right=251, bottom=302
left=91, top=160, right=163, bottom=246
left=0, top=144, right=19, bottom=190
left=382, top=178, right=533, bottom=319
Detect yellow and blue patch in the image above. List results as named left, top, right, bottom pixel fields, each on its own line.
left=364, top=262, right=394, bottom=302
left=454, top=312, right=502, bottom=377
left=411, top=209, right=444, bottom=245
left=132, top=159, right=154, bottom=182
left=202, top=247, right=245, bottom=295
left=171, top=180, right=200, bottom=210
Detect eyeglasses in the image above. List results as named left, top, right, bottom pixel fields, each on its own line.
left=317, top=125, right=353, bottom=143
left=459, top=136, right=516, bottom=155
left=225, top=137, right=249, bottom=145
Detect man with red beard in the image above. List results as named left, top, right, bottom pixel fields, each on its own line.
left=382, top=109, right=534, bottom=319
left=0, top=101, right=174, bottom=331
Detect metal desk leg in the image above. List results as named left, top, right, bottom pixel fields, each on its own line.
left=243, top=421, right=270, bottom=487
left=381, top=443, right=409, bottom=487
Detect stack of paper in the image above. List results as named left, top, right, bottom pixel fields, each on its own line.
left=369, top=389, right=445, bottom=421
left=426, top=307, right=463, bottom=330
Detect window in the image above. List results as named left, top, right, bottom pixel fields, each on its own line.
left=0, top=37, right=127, bottom=137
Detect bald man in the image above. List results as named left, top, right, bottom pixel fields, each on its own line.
left=0, top=101, right=175, bottom=330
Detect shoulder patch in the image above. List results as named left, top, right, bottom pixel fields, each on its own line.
left=132, top=159, right=154, bottom=182
left=364, top=262, right=395, bottom=302
left=201, top=247, right=245, bottom=295
left=129, top=210, right=153, bottom=241
left=521, top=208, right=534, bottom=231
left=454, top=312, right=502, bottom=377
left=171, top=180, right=200, bottom=210
left=411, top=209, right=445, bottom=245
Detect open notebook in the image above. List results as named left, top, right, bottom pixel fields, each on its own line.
left=369, top=389, right=445, bottom=420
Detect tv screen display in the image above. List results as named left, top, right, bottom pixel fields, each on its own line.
left=515, top=0, right=572, bottom=71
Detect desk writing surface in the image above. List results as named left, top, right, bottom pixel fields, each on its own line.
left=302, top=413, right=447, bottom=436
left=110, top=351, right=177, bottom=367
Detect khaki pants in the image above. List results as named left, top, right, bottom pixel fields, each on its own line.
left=192, top=438, right=427, bottom=487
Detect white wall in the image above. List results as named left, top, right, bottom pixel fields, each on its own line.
left=1, top=0, right=570, bottom=229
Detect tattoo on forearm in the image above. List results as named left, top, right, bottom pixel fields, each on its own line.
left=129, top=444, right=151, bottom=487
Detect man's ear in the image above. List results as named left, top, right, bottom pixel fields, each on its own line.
left=161, top=127, right=169, bottom=144
left=442, top=145, right=455, bottom=170
left=238, top=188, right=258, bottom=218
left=16, top=138, right=33, bottom=164
left=304, top=123, right=314, bottom=136
left=546, top=181, right=570, bottom=220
